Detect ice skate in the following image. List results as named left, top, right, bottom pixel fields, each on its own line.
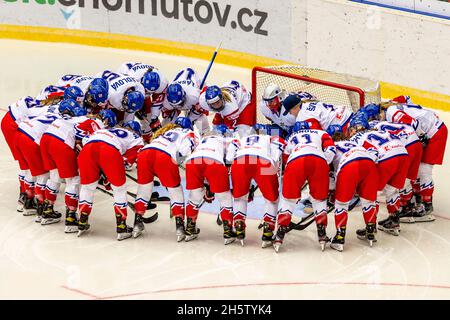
left=185, top=218, right=200, bottom=242
left=41, top=202, right=62, bottom=225
left=34, top=202, right=45, bottom=223
left=175, top=216, right=186, bottom=242
left=413, top=202, right=435, bottom=222
left=356, top=223, right=377, bottom=247
left=116, top=215, right=132, bottom=241
left=17, top=192, right=26, bottom=213
left=22, top=197, right=37, bottom=216
left=398, top=201, right=415, bottom=223
left=273, top=225, right=289, bottom=253
left=378, top=215, right=400, bottom=236
left=64, top=209, right=78, bottom=234
left=330, top=227, right=346, bottom=252
left=77, top=213, right=90, bottom=237
left=317, top=224, right=330, bottom=251
left=234, top=221, right=246, bottom=246
left=261, top=222, right=274, bottom=248
left=222, top=221, right=236, bottom=245
left=132, top=214, right=145, bottom=238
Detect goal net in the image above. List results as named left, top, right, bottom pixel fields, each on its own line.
left=252, top=65, right=381, bottom=124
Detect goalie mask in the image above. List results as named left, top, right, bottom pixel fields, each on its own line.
left=262, top=83, right=284, bottom=113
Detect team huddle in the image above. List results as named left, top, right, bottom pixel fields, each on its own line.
left=1, top=61, right=447, bottom=253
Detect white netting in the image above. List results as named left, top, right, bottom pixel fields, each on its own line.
left=253, top=65, right=381, bottom=123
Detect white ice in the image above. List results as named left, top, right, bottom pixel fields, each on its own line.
left=1, top=40, right=450, bottom=300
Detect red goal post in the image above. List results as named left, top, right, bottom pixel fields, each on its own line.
left=251, top=65, right=381, bottom=124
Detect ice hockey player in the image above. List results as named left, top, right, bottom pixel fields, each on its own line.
left=259, top=83, right=315, bottom=137
left=348, top=113, right=409, bottom=236
left=99, top=71, right=145, bottom=123
left=14, top=102, right=62, bottom=221
left=199, top=80, right=255, bottom=137
left=161, top=68, right=209, bottom=133
left=360, top=96, right=447, bottom=220
left=368, top=119, right=424, bottom=223
left=117, top=62, right=169, bottom=142
left=2, top=96, right=41, bottom=212
left=226, top=124, right=286, bottom=247
left=40, top=97, right=103, bottom=230
left=273, top=100, right=336, bottom=252
left=77, top=120, right=144, bottom=240
left=184, top=124, right=235, bottom=244
left=2, top=81, right=75, bottom=211
left=133, top=117, right=199, bottom=241
left=326, top=125, right=378, bottom=251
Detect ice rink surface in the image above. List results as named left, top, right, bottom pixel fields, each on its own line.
left=1, top=40, right=450, bottom=300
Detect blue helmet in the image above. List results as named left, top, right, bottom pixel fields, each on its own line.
left=123, top=91, right=144, bottom=113
left=142, top=71, right=161, bottom=93
left=212, top=124, right=231, bottom=137
left=205, top=85, right=223, bottom=109
left=64, top=86, right=84, bottom=102
left=90, top=78, right=109, bottom=90
left=326, top=124, right=342, bottom=137
left=122, top=120, right=142, bottom=136
left=167, top=83, right=185, bottom=105
left=349, top=112, right=369, bottom=131
left=360, top=103, right=380, bottom=119
left=58, top=99, right=81, bottom=116
left=73, top=106, right=87, bottom=117
left=87, top=85, right=108, bottom=104
left=292, top=121, right=310, bottom=132
left=175, top=117, right=193, bottom=130
left=99, top=109, right=117, bottom=128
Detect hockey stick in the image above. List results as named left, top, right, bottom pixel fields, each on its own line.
left=200, top=41, right=222, bottom=89
left=287, top=213, right=316, bottom=231
left=287, top=203, right=336, bottom=232
left=126, top=190, right=170, bottom=202
left=96, top=186, right=158, bottom=224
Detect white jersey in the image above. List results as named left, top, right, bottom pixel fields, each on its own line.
left=35, top=84, right=69, bottom=100
left=285, top=129, right=336, bottom=164
left=226, top=134, right=286, bottom=167
left=117, top=62, right=168, bottom=95
left=84, top=128, right=143, bottom=155
left=297, top=101, right=353, bottom=130
left=186, top=135, right=232, bottom=165
left=371, top=121, right=419, bottom=148
left=8, top=97, right=45, bottom=123
left=198, top=80, right=251, bottom=126
left=106, top=75, right=145, bottom=112
left=18, top=106, right=61, bottom=144
left=333, top=140, right=376, bottom=175
left=172, top=67, right=201, bottom=89
left=142, top=127, right=199, bottom=161
left=44, top=116, right=103, bottom=149
left=386, top=103, right=444, bottom=139
left=260, top=101, right=296, bottom=131
left=57, top=74, right=85, bottom=86
left=64, top=76, right=94, bottom=94
left=350, top=130, right=408, bottom=163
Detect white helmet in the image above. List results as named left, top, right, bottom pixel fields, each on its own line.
left=262, top=83, right=282, bottom=101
